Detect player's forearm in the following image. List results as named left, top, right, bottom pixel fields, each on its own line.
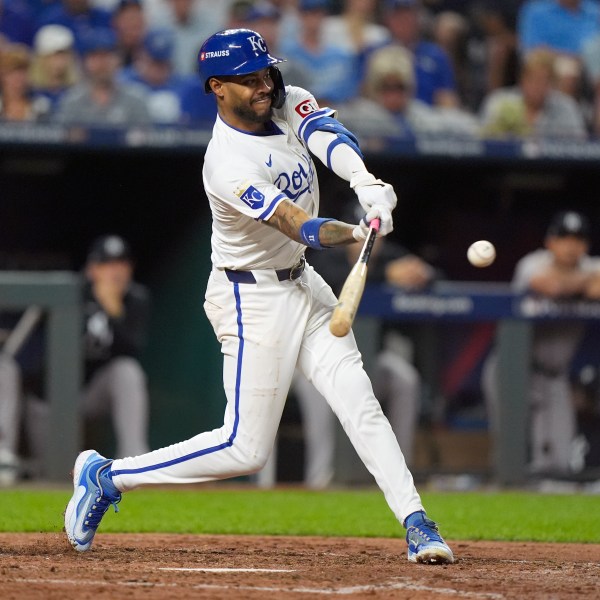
left=318, top=220, right=356, bottom=246
left=529, top=271, right=591, bottom=297
left=584, top=272, right=600, bottom=299
left=267, top=199, right=356, bottom=247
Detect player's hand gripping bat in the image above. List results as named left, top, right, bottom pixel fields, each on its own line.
left=329, top=219, right=380, bottom=337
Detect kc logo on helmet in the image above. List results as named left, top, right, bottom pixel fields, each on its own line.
left=247, top=35, right=267, bottom=55
left=295, top=99, right=319, bottom=117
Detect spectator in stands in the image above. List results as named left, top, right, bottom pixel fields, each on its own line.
left=337, top=44, right=478, bottom=140
left=382, top=0, right=460, bottom=109
left=290, top=201, right=436, bottom=488
left=517, top=0, right=600, bottom=58
left=143, top=0, right=230, bottom=28
left=278, top=0, right=360, bottom=105
left=267, top=0, right=303, bottom=42
left=225, top=0, right=255, bottom=28
left=482, top=211, right=600, bottom=477
left=582, top=33, right=600, bottom=137
left=324, top=0, right=390, bottom=54
left=479, top=48, right=588, bottom=139
left=0, top=235, right=152, bottom=484
left=147, top=0, right=225, bottom=75
left=517, top=0, right=600, bottom=106
left=319, top=0, right=390, bottom=102
left=118, top=27, right=189, bottom=123
left=0, top=0, right=35, bottom=46
left=431, top=10, right=471, bottom=103
left=428, top=2, right=520, bottom=111
left=0, top=43, right=52, bottom=121
left=112, top=0, right=147, bottom=68
left=29, top=24, right=80, bottom=113
left=243, top=1, right=282, bottom=52
left=547, top=52, right=593, bottom=129
left=240, top=1, right=311, bottom=91
left=35, top=0, right=113, bottom=54
left=53, top=27, right=151, bottom=125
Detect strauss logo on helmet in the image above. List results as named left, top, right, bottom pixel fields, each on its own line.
left=201, top=50, right=230, bottom=61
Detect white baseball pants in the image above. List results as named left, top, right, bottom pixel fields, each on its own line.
left=0, top=353, right=20, bottom=457
left=111, top=264, right=423, bottom=524
left=294, top=350, right=420, bottom=489
left=482, top=352, right=576, bottom=474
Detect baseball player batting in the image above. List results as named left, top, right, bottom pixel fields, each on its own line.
left=64, top=29, right=454, bottom=565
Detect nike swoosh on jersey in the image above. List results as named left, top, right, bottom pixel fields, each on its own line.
left=265, top=154, right=272, bottom=167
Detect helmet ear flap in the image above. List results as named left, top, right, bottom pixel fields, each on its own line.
left=270, top=66, right=286, bottom=109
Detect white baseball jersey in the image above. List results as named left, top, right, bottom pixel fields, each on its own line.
left=110, top=85, right=425, bottom=528
left=203, top=86, right=334, bottom=270
left=512, top=249, right=600, bottom=293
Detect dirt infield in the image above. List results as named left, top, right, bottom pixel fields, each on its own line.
left=1, top=533, right=599, bottom=599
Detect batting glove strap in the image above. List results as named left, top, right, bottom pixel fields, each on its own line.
left=351, top=172, right=398, bottom=213
left=350, top=171, right=378, bottom=189
left=352, top=223, right=369, bottom=241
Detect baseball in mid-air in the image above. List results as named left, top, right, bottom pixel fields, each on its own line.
left=467, top=240, right=496, bottom=268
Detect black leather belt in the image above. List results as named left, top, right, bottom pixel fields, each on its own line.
left=225, top=256, right=305, bottom=284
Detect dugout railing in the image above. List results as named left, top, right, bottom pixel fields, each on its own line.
left=0, top=271, right=83, bottom=482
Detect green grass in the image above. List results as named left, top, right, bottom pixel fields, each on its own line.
left=1, top=487, right=598, bottom=543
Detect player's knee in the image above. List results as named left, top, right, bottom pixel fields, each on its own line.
left=231, top=445, right=271, bottom=475
left=242, top=452, right=271, bottom=475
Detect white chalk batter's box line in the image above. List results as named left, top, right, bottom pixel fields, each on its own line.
left=8, top=576, right=504, bottom=598
left=160, top=567, right=296, bottom=573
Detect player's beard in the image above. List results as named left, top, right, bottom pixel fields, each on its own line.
left=233, top=97, right=273, bottom=124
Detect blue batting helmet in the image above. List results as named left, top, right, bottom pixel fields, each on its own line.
left=198, top=28, right=286, bottom=93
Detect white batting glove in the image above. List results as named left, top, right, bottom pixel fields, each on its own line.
left=352, top=206, right=393, bottom=241
left=350, top=171, right=397, bottom=212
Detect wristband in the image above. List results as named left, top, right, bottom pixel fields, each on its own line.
left=300, top=218, right=335, bottom=250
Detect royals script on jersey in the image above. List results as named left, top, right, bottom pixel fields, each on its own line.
left=203, top=86, right=335, bottom=270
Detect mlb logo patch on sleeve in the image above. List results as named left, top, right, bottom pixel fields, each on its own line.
left=237, top=185, right=265, bottom=209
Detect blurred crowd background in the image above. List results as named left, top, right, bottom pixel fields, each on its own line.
left=1, top=0, right=600, bottom=138
left=2, top=0, right=600, bottom=489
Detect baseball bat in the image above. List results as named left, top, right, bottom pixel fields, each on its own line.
left=329, top=218, right=380, bottom=337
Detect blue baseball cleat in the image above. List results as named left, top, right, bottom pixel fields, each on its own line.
left=64, top=450, right=121, bottom=552
left=405, top=511, right=454, bottom=564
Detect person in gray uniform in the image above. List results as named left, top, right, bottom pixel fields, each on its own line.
left=0, top=234, right=151, bottom=482
left=483, top=211, right=600, bottom=476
